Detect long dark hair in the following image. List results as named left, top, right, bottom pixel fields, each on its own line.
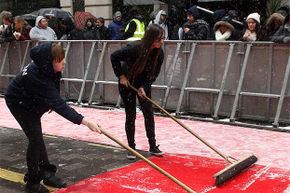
left=128, top=24, right=164, bottom=80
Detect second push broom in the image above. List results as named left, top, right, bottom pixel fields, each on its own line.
left=128, top=83, right=258, bottom=186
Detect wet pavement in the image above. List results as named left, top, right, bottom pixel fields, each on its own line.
left=0, top=127, right=148, bottom=193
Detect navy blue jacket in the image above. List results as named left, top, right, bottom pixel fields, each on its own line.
left=5, top=43, right=83, bottom=124
left=111, top=42, right=164, bottom=91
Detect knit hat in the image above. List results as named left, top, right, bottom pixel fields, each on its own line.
left=246, top=12, right=260, bottom=24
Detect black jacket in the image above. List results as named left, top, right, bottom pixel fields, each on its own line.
left=111, top=42, right=164, bottom=90
left=5, top=43, right=83, bottom=124
left=0, top=24, right=16, bottom=43
left=183, top=19, right=210, bottom=40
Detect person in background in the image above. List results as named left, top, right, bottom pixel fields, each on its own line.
left=5, top=43, right=102, bottom=193
left=181, top=5, right=210, bottom=40
left=213, top=16, right=236, bottom=41
left=0, top=11, right=9, bottom=36
left=123, top=7, right=145, bottom=40
left=149, top=10, right=168, bottom=40
left=45, top=14, right=61, bottom=39
left=108, top=11, right=124, bottom=40
left=29, top=16, right=57, bottom=41
left=240, top=12, right=262, bottom=41
left=58, top=17, right=75, bottom=40
left=83, top=18, right=99, bottom=40
left=271, top=13, right=290, bottom=43
left=261, top=13, right=285, bottom=41
left=111, top=24, right=165, bottom=160
left=0, top=10, right=15, bottom=43
left=14, top=16, right=32, bottom=41
left=96, top=17, right=110, bottom=40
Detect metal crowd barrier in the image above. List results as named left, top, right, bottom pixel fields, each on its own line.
left=0, top=40, right=289, bottom=128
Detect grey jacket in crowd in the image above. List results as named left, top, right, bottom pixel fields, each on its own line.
left=29, top=16, right=57, bottom=41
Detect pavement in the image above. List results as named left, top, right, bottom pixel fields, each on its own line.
left=0, top=97, right=290, bottom=193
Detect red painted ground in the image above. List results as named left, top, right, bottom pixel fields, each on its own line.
left=54, top=154, right=290, bottom=193
left=1, top=98, right=290, bottom=193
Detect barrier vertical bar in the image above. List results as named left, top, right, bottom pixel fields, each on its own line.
left=273, top=54, right=290, bottom=127
left=162, top=42, right=182, bottom=108
left=77, top=41, right=96, bottom=104
left=17, top=42, right=22, bottom=70
left=116, top=95, right=122, bottom=108
left=0, top=42, right=10, bottom=75
left=230, top=43, right=252, bottom=122
left=211, top=42, right=217, bottom=113
left=266, top=44, right=273, bottom=121
left=63, top=41, right=71, bottom=98
left=88, top=42, right=107, bottom=104
left=176, top=42, right=196, bottom=115
left=19, top=41, right=31, bottom=70
left=213, top=43, right=235, bottom=119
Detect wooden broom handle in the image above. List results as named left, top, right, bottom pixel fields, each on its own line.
left=99, top=126, right=196, bottom=193
left=128, top=83, right=233, bottom=164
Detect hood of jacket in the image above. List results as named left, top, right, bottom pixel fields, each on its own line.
left=154, top=10, right=167, bottom=25
left=214, top=20, right=234, bottom=32
left=30, top=43, right=55, bottom=77
left=266, top=13, right=285, bottom=28
left=35, top=16, right=46, bottom=27
left=187, top=6, right=200, bottom=19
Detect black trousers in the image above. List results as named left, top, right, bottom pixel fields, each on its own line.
left=119, top=84, right=156, bottom=149
left=6, top=102, right=50, bottom=183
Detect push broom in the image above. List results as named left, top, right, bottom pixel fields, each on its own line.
left=128, top=83, right=258, bottom=186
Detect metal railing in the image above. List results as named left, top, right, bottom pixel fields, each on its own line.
left=0, top=40, right=289, bottom=128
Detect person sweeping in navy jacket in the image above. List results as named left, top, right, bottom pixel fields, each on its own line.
left=5, top=43, right=102, bottom=193
left=111, top=24, right=165, bottom=160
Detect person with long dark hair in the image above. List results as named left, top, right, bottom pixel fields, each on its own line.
left=111, top=24, right=165, bottom=159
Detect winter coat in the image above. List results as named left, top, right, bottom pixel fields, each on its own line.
left=5, top=43, right=83, bottom=124
left=97, top=25, right=111, bottom=40
left=213, top=20, right=236, bottom=41
left=108, top=20, right=124, bottom=40
left=262, top=13, right=285, bottom=41
left=29, top=16, right=57, bottom=40
left=111, top=42, right=164, bottom=90
left=0, top=24, right=15, bottom=43
left=271, top=14, right=290, bottom=43
left=182, top=19, right=210, bottom=40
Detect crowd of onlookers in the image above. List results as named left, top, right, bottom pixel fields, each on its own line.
left=0, top=5, right=289, bottom=44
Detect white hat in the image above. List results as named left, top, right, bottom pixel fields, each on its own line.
left=246, top=12, right=260, bottom=24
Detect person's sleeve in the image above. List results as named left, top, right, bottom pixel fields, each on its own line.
left=47, top=95, right=84, bottom=125
left=111, top=45, right=135, bottom=77
left=271, top=27, right=285, bottom=43
left=26, top=76, right=84, bottom=124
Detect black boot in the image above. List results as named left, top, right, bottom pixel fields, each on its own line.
left=25, top=182, right=49, bottom=193
left=40, top=164, right=67, bottom=188
left=24, top=173, right=48, bottom=193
